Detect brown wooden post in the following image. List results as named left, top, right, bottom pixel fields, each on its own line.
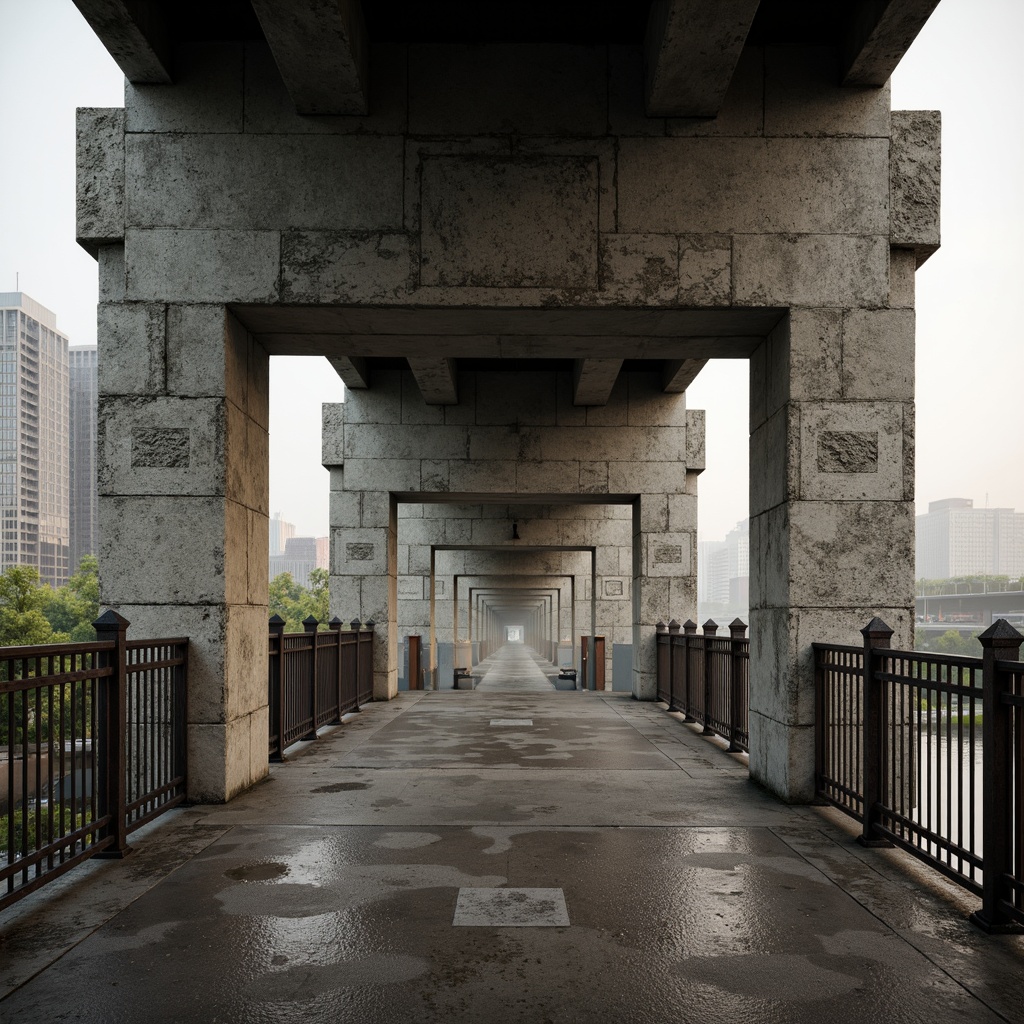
left=93, top=609, right=130, bottom=858
left=302, top=616, right=319, bottom=740
left=409, top=634, right=422, bottom=691
left=329, top=617, right=344, bottom=723
left=727, top=618, right=747, bottom=752
left=269, top=614, right=287, bottom=762
left=701, top=619, right=718, bottom=734
left=858, top=617, right=894, bottom=848
left=971, top=618, right=1024, bottom=932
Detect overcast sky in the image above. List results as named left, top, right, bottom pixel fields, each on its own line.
left=1, top=0, right=1021, bottom=541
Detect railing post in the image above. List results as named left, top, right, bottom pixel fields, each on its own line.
left=93, top=609, right=130, bottom=859
left=303, top=616, right=319, bottom=740
left=971, top=618, right=1024, bottom=933
left=269, top=614, right=287, bottom=762
left=329, top=617, right=344, bottom=722
left=666, top=620, right=681, bottom=711
left=701, top=619, right=718, bottom=734
left=350, top=619, right=363, bottom=711
left=727, top=618, right=747, bottom=752
left=682, top=620, right=698, bottom=721
left=858, top=616, right=894, bottom=848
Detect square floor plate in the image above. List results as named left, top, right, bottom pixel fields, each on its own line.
left=453, top=887, right=569, bottom=927
left=489, top=719, right=533, bottom=726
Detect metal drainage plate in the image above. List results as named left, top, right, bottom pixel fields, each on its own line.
left=453, top=887, right=569, bottom=927
left=489, top=719, right=533, bottom=726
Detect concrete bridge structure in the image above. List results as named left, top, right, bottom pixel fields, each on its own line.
left=73, top=0, right=941, bottom=804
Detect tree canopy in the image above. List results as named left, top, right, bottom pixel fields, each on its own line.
left=269, top=568, right=329, bottom=631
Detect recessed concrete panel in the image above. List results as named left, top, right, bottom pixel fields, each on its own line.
left=420, top=156, right=600, bottom=289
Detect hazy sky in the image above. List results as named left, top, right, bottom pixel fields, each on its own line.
left=1, top=0, right=1021, bottom=541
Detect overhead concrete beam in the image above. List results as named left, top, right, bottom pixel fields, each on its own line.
left=662, top=358, right=708, bottom=393
left=70, top=0, right=171, bottom=83
left=407, top=357, right=458, bottom=405
left=842, top=0, right=942, bottom=86
left=327, top=355, right=370, bottom=389
left=249, top=0, right=369, bottom=115
left=572, top=359, right=623, bottom=406
left=644, top=0, right=761, bottom=117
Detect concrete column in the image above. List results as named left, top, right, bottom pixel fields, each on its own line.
left=98, top=299, right=269, bottom=802
left=748, top=306, right=915, bottom=802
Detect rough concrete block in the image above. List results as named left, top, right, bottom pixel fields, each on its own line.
left=281, top=232, right=414, bottom=303
left=126, top=134, right=404, bottom=231
left=609, top=459, right=687, bottom=496
left=77, top=108, right=125, bottom=254
left=555, top=372, right=588, bottom=427
left=749, top=408, right=794, bottom=515
left=229, top=413, right=268, bottom=515
left=247, top=509, right=269, bottom=603
left=514, top=461, right=581, bottom=494
left=638, top=494, right=669, bottom=533
left=224, top=603, right=272, bottom=722
left=636, top=576, right=672, bottom=626
left=329, top=490, right=360, bottom=529
left=341, top=372, right=402, bottom=424
left=448, top=460, right=517, bottom=495
left=642, top=533, right=693, bottom=578
left=401, top=372, right=447, bottom=425
left=243, top=41, right=408, bottom=135
left=321, top=403, right=345, bottom=465
left=619, top=138, right=889, bottom=236
left=733, top=234, right=889, bottom=308
left=888, top=248, right=916, bottom=309
left=890, top=110, right=941, bottom=264
left=667, top=493, right=698, bottom=533
left=98, top=395, right=224, bottom=498
left=421, top=461, right=450, bottom=493
left=99, top=495, right=230, bottom=604
left=748, top=505, right=790, bottom=610
left=842, top=308, right=915, bottom=401
left=664, top=46, right=765, bottom=138
left=328, top=575, right=361, bottom=620
left=126, top=43, right=243, bottom=134
left=685, top=410, right=705, bottom=471
left=627, top=374, right=688, bottom=428
left=420, top=155, right=599, bottom=289
left=360, top=492, right=395, bottom=530
left=125, top=229, right=280, bottom=304
left=98, top=244, right=126, bottom=302
left=409, top=45, right=607, bottom=137
left=764, top=47, right=891, bottom=138
left=678, top=234, right=732, bottom=306
left=799, top=402, right=907, bottom=502
left=788, top=500, right=915, bottom=607
left=787, top=308, right=843, bottom=402
left=332, top=527, right=389, bottom=576
left=475, top=373, right=559, bottom=427
left=97, top=302, right=166, bottom=396
left=336, top=458, right=422, bottom=492
left=747, top=711, right=816, bottom=803
left=599, top=234, right=679, bottom=305
left=343, top=423, right=468, bottom=461
left=579, top=462, right=610, bottom=493
left=165, top=305, right=248, bottom=406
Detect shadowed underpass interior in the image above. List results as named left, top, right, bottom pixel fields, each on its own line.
left=2, top=647, right=1023, bottom=1022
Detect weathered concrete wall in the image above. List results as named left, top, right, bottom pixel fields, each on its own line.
left=323, top=368, right=701, bottom=699
left=80, top=39, right=937, bottom=802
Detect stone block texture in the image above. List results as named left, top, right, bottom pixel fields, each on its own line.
left=78, top=38, right=932, bottom=805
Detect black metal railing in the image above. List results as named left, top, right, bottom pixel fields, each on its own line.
left=268, top=616, right=374, bottom=761
left=656, top=618, right=749, bottom=753
left=1, top=611, right=188, bottom=911
left=814, top=617, right=1024, bottom=932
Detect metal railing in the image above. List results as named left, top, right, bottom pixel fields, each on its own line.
left=815, top=617, right=1024, bottom=932
left=2, top=611, right=188, bottom=911
left=656, top=618, right=749, bottom=753
left=267, top=616, right=374, bottom=760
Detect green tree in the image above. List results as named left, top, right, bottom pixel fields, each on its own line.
left=42, top=555, right=100, bottom=642
left=269, top=569, right=331, bottom=632
left=0, top=565, right=68, bottom=647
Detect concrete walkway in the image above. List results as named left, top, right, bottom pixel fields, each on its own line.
left=474, top=641, right=558, bottom=692
left=3, top=647, right=1023, bottom=1022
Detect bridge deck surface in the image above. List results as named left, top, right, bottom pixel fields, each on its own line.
left=3, top=645, right=1022, bottom=1022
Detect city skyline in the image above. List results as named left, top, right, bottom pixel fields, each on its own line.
left=1, top=0, right=1022, bottom=541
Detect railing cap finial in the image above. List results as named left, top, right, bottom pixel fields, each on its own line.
left=668, top=619, right=681, bottom=634
left=93, top=608, right=130, bottom=630
left=269, top=613, right=286, bottom=625
left=861, top=616, right=894, bottom=641
left=978, top=618, right=1024, bottom=649
left=656, top=620, right=668, bottom=633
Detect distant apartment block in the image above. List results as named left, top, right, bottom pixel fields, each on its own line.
left=916, top=498, right=1024, bottom=579
left=69, top=345, right=97, bottom=570
left=269, top=511, right=295, bottom=557
left=698, top=519, right=750, bottom=607
left=269, top=535, right=328, bottom=589
left=0, top=293, right=70, bottom=587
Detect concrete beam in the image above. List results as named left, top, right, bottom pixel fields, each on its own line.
left=249, top=0, right=369, bottom=115
left=662, top=358, right=708, bottom=393
left=327, top=355, right=370, bottom=389
left=407, top=357, right=458, bottom=405
left=644, top=0, right=761, bottom=117
left=842, top=0, right=942, bottom=86
left=573, top=359, right=623, bottom=406
left=71, top=0, right=171, bottom=83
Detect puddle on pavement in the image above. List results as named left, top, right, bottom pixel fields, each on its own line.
left=225, top=862, right=289, bottom=882
left=311, top=782, right=370, bottom=793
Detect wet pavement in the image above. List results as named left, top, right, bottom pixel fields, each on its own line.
left=3, top=645, right=1023, bottom=1023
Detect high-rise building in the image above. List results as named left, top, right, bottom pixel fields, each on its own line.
left=69, top=345, right=98, bottom=571
left=699, top=520, right=749, bottom=607
left=916, top=498, right=1024, bottom=579
left=269, top=511, right=296, bottom=557
left=269, top=536, right=319, bottom=588
left=0, top=293, right=70, bottom=587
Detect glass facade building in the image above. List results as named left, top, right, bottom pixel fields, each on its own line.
left=69, top=345, right=98, bottom=572
left=0, top=293, right=70, bottom=588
